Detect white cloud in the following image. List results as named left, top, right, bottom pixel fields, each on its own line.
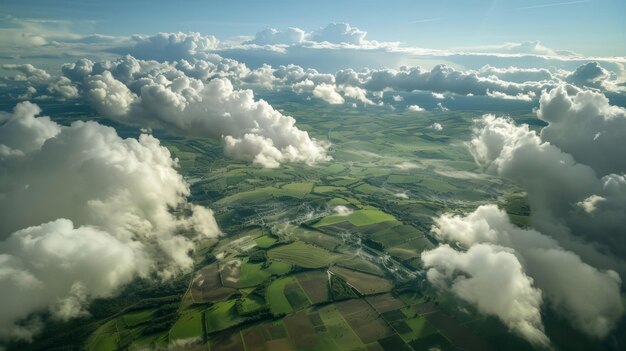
left=64, top=56, right=330, bottom=168
left=422, top=243, right=549, bottom=345
left=332, top=205, right=353, bottom=216
left=2, top=64, right=79, bottom=99
left=430, top=122, right=443, bottom=131
left=407, top=105, right=424, bottom=112
left=125, top=32, right=219, bottom=61
left=358, top=65, right=552, bottom=98
left=436, top=102, right=449, bottom=111
left=245, top=27, right=306, bottom=46
left=394, top=192, right=409, bottom=199
left=0, top=102, right=219, bottom=340
left=469, top=110, right=626, bottom=276
left=309, top=23, right=368, bottom=45
left=392, top=95, right=403, bottom=101
left=537, top=84, right=626, bottom=175
left=313, top=83, right=344, bottom=104
left=395, top=161, right=420, bottom=170
left=340, top=85, right=374, bottom=105
left=429, top=205, right=623, bottom=339
left=477, top=65, right=554, bottom=83
left=486, top=90, right=535, bottom=101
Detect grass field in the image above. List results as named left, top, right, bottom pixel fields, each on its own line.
left=265, top=259, right=292, bottom=276
left=86, top=320, right=118, bottom=351
left=287, top=225, right=343, bottom=251
left=329, top=266, right=393, bottom=295
left=169, top=308, right=204, bottom=341
left=268, top=241, right=338, bottom=268
left=281, top=182, right=314, bottom=197
left=318, top=304, right=365, bottom=351
left=255, top=235, right=278, bottom=248
left=239, top=258, right=271, bottom=287
left=267, top=276, right=297, bottom=315
left=122, top=309, right=154, bottom=328
left=204, top=300, right=242, bottom=334
left=392, top=307, right=438, bottom=343
left=314, top=209, right=396, bottom=228
left=297, top=271, right=330, bottom=304
left=238, top=295, right=266, bottom=315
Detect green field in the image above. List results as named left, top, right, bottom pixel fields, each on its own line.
left=204, top=300, right=242, bottom=333
left=255, top=235, right=278, bottom=248
left=169, top=308, right=204, bottom=341
left=239, top=258, right=271, bottom=287
left=268, top=241, right=339, bottom=268
left=267, top=276, right=298, bottom=315
left=315, top=209, right=396, bottom=227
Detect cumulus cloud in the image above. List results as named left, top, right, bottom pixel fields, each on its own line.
left=435, top=102, right=449, bottom=111
left=124, top=32, right=219, bottom=61
left=565, top=62, right=611, bottom=88
left=486, top=90, right=535, bottom=101
left=0, top=102, right=219, bottom=340
left=313, top=83, right=344, bottom=104
left=2, top=64, right=79, bottom=99
left=477, top=65, right=554, bottom=83
left=407, top=105, right=424, bottom=112
left=430, top=122, right=443, bottom=131
left=469, top=110, right=626, bottom=267
left=332, top=205, right=353, bottom=216
left=340, top=85, right=374, bottom=105
left=245, top=27, right=306, bottom=46
left=422, top=243, right=548, bottom=345
left=423, top=83, right=626, bottom=344
left=63, top=55, right=330, bottom=168
left=506, top=41, right=560, bottom=56
left=354, top=64, right=552, bottom=98
left=537, top=84, right=626, bottom=175
left=309, top=23, right=368, bottom=45
left=429, top=205, right=623, bottom=339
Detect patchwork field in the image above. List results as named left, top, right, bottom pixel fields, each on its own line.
left=268, top=241, right=340, bottom=268
left=329, top=266, right=393, bottom=295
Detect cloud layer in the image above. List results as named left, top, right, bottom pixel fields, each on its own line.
left=0, top=102, right=219, bottom=340
left=425, top=205, right=623, bottom=341
left=62, top=55, right=330, bottom=167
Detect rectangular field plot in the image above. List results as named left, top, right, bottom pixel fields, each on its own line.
left=284, top=282, right=311, bottom=311
left=335, top=256, right=384, bottom=276
left=335, top=299, right=395, bottom=344
left=205, top=300, right=243, bottom=334
left=297, top=271, right=330, bottom=304
left=390, top=308, right=437, bottom=344
left=169, top=308, right=204, bottom=341
left=317, top=305, right=365, bottom=351
left=185, top=263, right=236, bottom=305
left=268, top=241, right=339, bottom=268
left=329, top=266, right=393, bottom=295
left=315, top=209, right=397, bottom=228
left=210, top=331, right=245, bottom=351
left=366, top=293, right=406, bottom=314
left=423, top=310, right=494, bottom=351
left=284, top=311, right=318, bottom=349
left=267, top=275, right=311, bottom=315
left=241, top=325, right=268, bottom=351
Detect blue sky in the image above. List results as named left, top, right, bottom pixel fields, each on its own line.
left=1, top=0, right=625, bottom=56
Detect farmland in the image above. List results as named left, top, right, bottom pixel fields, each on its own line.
left=8, top=96, right=618, bottom=351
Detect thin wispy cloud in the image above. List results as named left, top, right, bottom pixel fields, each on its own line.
left=411, top=17, right=441, bottom=24
left=515, top=0, right=590, bottom=11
